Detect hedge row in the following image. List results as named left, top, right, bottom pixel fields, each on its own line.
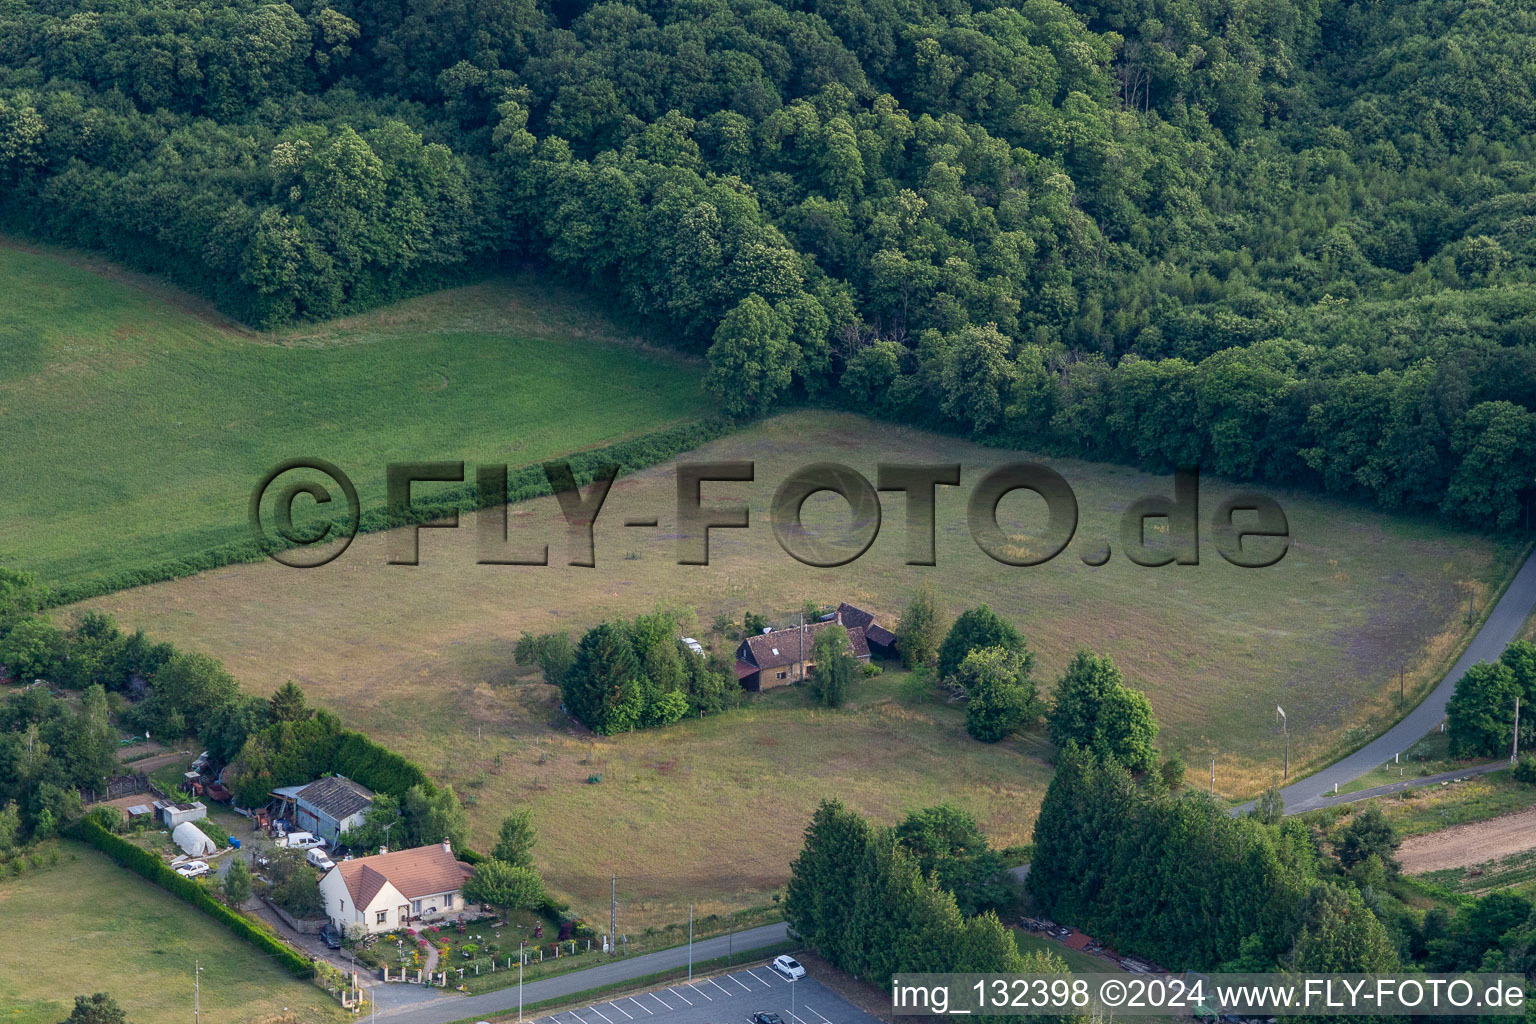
left=69, top=819, right=314, bottom=978
left=332, top=730, right=434, bottom=799
left=47, top=417, right=736, bottom=607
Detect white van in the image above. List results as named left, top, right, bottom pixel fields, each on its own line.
left=306, top=848, right=336, bottom=872
left=280, top=831, right=325, bottom=851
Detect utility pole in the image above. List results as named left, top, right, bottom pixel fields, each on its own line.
left=610, top=874, right=617, bottom=957
left=1400, top=666, right=1405, bottom=707
left=519, top=942, right=525, bottom=1021
left=1277, top=706, right=1288, bottom=782
left=194, top=960, right=202, bottom=1024
left=728, top=911, right=734, bottom=966
left=688, top=904, right=694, bottom=981
left=1513, top=695, right=1522, bottom=766
left=799, top=611, right=805, bottom=681
left=1209, top=757, right=1215, bottom=796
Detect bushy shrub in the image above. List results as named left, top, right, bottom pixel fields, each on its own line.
left=1514, top=753, right=1536, bottom=785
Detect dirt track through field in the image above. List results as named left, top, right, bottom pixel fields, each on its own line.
left=1398, top=806, right=1536, bottom=874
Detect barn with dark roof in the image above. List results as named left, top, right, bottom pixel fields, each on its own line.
left=831, top=603, right=897, bottom=657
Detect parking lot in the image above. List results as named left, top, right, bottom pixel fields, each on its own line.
left=525, top=963, right=884, bottom=1024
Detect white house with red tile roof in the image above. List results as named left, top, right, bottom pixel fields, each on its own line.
left=319, top=840, right=473, bottom=934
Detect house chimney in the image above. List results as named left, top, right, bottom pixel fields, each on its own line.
left=379, top=846, right=388, bottom=856
left=442, top=838, right=452, bottom=853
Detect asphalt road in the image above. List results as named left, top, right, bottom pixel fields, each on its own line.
left=1237, top=546, right=1536, bottom=815
left=380, top=923, right=792, bottom=1022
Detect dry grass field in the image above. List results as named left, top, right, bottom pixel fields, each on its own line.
left=77, top=411, right=1521, bottom=928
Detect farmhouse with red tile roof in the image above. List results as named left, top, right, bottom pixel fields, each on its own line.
left=319, top=840, right=473, bottom=935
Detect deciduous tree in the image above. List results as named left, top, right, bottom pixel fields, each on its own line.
left=809, top=624, right=856, bottom=708
left=955, top=647, right=1038, bottom=743
left=936, top=606, right=1030, bottom=682
left=464, top=858, right=546, bottom=918
left=895, top=583, right=945, bottom=669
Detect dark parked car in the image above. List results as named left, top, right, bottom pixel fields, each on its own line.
left=319, top=922, right=342, bottom=950
left=753, top=1014, right=784, bottom=1024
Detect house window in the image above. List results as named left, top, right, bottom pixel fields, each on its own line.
left=412, top=900, right=421, bottom=914
left=376, top=910, right=388, bottom=925
left=776, top=671, right=787, bottom=679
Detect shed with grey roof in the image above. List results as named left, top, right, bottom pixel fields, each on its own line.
left=291, top=776, right=375, bottom=845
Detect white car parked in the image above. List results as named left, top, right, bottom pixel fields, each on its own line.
left=174, top=860, right=210, bottom=878
left=772, top=955, right=806, bottom=980
left=306, top=848, right=336, bottom=872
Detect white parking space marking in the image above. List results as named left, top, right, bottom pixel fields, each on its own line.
left=606, top=1002, right=634, bottom=1020
left=669, top=988, right=693, bottom=1006
left=802, top=1004, right=835, bottom=1024
left=728, top=974, right=754, bottom=991
left=648, top=992, right=673, bottom=1011
left=689, top=983, right=712, bottom=1000
left=588, top=1006, right=614, bottom=1023
left=708, top=977, right=734, bottom=995
left=627, top=997, right=653, bottom=1015
left=747, top=968, right=776, bottom=986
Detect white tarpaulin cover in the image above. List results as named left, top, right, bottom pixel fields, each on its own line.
left=172, top=821, right=216, bottom=857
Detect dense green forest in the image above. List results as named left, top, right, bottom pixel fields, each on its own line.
left=3, top=0, right=1536, bottom=526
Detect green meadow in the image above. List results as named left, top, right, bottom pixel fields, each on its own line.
left=0, top=843, right=342, bottom=1024
left=0, top=240, right=714, bottom=589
